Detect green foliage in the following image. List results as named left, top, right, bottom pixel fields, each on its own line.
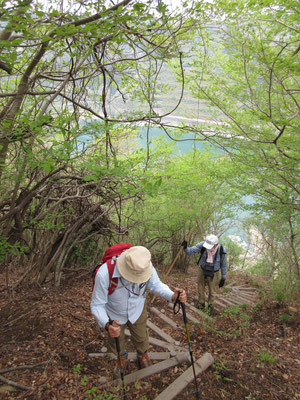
left=275, top=291, right=285, bottom=305
left=85, top=385, right=115, bottom=400
left=124, top=136, right=243, bottom=266
left=72, top=364, right=115, bottom=399
left=1, top=0, right=298, bottom=290
left=222, top=305, right=250, bottom=320
left=0, top=0, right=191, bottom=286
left=258, top=351, right=276, bottom=364
left=279, top=313, right=293, bottom=323
left=244, top=212, right=299, bottom=288
left=67, top=241, right=99, bottom=267
left=0, top=237, right=28, bottom=262
left=222, top=305, right=252, bottom=338
left=81, top=375, right=88, bottom=386
left=257, top=290, right=264, bottom=300
left=184, top=0, right=299, bottom=282
left=213, top=360, right=233, bottom=381
left=85, top=388, right=114, bottom=400
left=85, top=387, right=101, bottom=400
left=222, top=236, right=244, bottom=270
left=269, top=272, right=300, bottom=303
left=202, top=321, right=228, bottom=337
left=72, top=364, right=82, bottom=374
left=213, top=360, right=229, bottom=378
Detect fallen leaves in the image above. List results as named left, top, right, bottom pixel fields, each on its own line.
left=0, top=268, right=299, bottom=400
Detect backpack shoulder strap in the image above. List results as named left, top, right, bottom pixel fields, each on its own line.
left=219, top=245, right=226, bottom=268
left=92, top=243, right=132, bottom=294
left=91, top=259, right=118, bottom=294
left=197, top=244, right=206, bottom=264
left=106, top=258, right=118, bottom=295
left=220, top=245, right=226, bottom=256
left=92, top=264, right=102, bottom=292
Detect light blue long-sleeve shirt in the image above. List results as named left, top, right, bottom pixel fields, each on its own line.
left=90, top=260, right=174, bottom=329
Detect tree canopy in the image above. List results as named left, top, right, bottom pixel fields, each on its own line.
left=0, top=0, right=298, bottom=290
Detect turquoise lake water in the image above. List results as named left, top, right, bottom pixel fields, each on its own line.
left=138, top=126, right=221, bottom=154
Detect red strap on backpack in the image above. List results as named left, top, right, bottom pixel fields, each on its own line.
left=92, top=243, right=132, bottom=293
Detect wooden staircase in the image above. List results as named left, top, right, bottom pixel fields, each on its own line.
left=90, top=284, right=259, bottom=399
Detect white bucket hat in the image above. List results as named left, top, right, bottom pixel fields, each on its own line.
left=203, top=234, right=219, bottom=250
left=117, top=246, right=153, bottom=283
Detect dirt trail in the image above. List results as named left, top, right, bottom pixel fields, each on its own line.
left=0, top=267, right=299, bottom=399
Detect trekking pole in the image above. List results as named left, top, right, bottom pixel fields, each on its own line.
left=109, top=319, right=128, bottom=400
left=164, top=226, right=195, bottom=282
left=151, top=226, right=194, bottom=304
left=174, top=292, right=201, bottom=399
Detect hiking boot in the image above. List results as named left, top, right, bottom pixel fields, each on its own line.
left=207, top=304, right=214, bottom=316
left=112, top=352, right=128, bottom=380
left=137, top=352, right=151, bottom=369
left=197, top=302, right=205, bottom=311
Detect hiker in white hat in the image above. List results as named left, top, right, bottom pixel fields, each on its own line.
left=181, top=234, right=227, bottom=315
left=91, top=245, right=186, bottom=377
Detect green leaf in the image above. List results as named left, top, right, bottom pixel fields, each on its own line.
left=82, top=175, right=98, bottom=182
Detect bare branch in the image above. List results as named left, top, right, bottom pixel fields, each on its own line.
left=0, top=374, right=32, bottom=391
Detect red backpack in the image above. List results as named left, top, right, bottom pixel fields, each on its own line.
left=92, top=243, right=132, bottom=293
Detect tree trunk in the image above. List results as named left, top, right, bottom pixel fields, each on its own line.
left=288, top=216, right=300, bottom=279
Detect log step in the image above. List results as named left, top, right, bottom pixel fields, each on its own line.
left=231, top=290, right=258, bottom=301
left=167, top=303, right=199, bottom=324
left=150, top=306, right=183, bottom=330
left=215, top=295, right=241, bottom=307
left=125, top=329, right=186, bottom=352
left=154, top=352, right=214, bottom=400
left=89, top=351, right=177, bottom=360
left=147, top=319, right=180, bottom=345
left=112, top=352, right=190, bottom=385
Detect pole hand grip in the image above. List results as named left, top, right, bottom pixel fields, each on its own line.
left=109, top=318, right=121, bottom=352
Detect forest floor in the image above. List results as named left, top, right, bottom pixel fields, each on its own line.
left=0, top=265, right=299, bottom=400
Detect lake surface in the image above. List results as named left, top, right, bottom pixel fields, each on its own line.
left=138, top=126, right=222, bottom=154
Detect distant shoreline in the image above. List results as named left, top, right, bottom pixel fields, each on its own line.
left=161, top=114, right=224, bottom=126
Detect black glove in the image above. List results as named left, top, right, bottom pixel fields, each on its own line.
left=219, top=278, right=225, bottom=288
left=181, top=240, right=187, bottom=249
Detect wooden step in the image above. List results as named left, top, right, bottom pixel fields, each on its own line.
left=229, top=291, right=258, bottom=300
left=150, top=306, right=183, bottom=330
left=215, top=295, right=241, bottom=307
left=125, top=329, right=186, bottom=352
left=147, top=319, right=180, bottom=345
left=154, top=352, right=214, bottom=400
left=111, top=352, right=190, bottom=386
left=89, top=351, right=177, bottom=360
left=221, top=296, right=248, bottom=306
left=167, top=303, right=200, bottom=324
